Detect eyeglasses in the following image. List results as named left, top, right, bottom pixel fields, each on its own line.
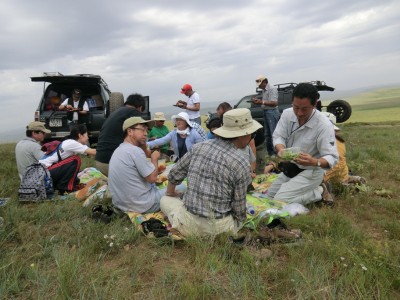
left=131, top=127, right=148, bottom=133
left=250, top=132, right=257, bottom=140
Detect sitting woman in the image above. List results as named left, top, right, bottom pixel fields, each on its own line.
left=39, top=124, right=96, bottom=195
left=147, top=112, right=204, bottom=161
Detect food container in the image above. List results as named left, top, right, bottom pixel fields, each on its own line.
left=281, top=147, right=301, bottom=160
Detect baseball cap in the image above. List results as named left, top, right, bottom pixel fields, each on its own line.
left=255, top=76, right=267, bottom=87
left=180, top=84, right=193, bottom=94
left=122, top=117, right=155, bottom=131
left=27, top=121, right=51, bottom=133
left=72, top=88, right=82, bottom=95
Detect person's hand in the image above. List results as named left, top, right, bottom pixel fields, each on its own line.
left=294, top=153, right=315, bottom=166
left=151, top=150, right=160, bottom=161
left=176, top=100, right=187, bottom=108
left=252, top=98, right=262, bottom=105
left=264, top=164, right=274, bottom=174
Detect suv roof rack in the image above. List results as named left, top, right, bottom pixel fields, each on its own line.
left=43, top=72, right=64, bottom=76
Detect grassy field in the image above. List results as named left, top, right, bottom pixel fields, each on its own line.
left=322, top=87, right=400, bottom=123
left=1, top=90, right=400, bottom=299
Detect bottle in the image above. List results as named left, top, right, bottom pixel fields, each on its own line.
left=246, top=203, right=256, bottom=216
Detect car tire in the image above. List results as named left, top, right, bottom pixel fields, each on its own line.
left=106, top=92, right=124, bottom=117
left=327, top=99, right=352, bottom=123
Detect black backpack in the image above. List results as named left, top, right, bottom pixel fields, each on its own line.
left=18, top=163, right=54, bottom=202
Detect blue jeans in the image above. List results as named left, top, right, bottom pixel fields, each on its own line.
left=263, top=108, right=280, bottom=156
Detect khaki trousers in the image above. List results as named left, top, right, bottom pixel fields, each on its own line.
left=160, top=196, right=242, bottom=237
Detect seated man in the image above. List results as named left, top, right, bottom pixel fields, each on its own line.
left=15, top=121, right=51, bottom=180
left=160, top=108, right=262, bottom=237
left=147, top=112, right=171, bottom=155
left=108, top=117, right=163, bottom=213
left=266, top=83, right=338, bottom=205
left=59, top=88, right=89, bottom=125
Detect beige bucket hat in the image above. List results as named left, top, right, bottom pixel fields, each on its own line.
left=153, top=112, right=166, bottom=121
left=213, top=108, right=262, bottom=138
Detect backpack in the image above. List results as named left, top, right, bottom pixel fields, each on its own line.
left=18, top=163, right=54, bottom=202
left=41, top=140, right=62, bottom=161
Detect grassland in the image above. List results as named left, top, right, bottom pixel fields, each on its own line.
left=1, top=88, right=400, bottom=299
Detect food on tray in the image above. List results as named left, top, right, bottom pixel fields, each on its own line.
left=156, top=174, right=168, bottom=184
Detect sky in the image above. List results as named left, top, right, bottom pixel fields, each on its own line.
left=0, top=0, right=399, bottom=137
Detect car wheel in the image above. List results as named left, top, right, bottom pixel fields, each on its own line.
left=106, top=92, right=124, bottom=117
left=327, top=99, right=352, bottom=123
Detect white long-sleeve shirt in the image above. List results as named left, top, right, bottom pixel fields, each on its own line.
left=273, top=108, right=338, bottom=169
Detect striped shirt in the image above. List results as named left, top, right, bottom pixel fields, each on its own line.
left=168, top=138, right=251, bottom=222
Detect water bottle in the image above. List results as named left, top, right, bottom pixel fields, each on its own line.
left=246, top=203, right=256, bottom=216
left=44, top=175, right=54, bottom=199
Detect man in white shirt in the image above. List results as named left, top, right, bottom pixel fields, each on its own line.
left=59, top=88, right=89, bottom=125
left=175, top=83, right=201, bottom=125
left=266, top=83, right=339, bottom=205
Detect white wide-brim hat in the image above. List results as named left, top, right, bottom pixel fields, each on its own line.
left=213, top=108, right=262, bottom=138
left=171, top=112, right=192, bottom=127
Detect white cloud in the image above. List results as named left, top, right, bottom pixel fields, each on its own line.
left=0, top=0, right=399, bottom=137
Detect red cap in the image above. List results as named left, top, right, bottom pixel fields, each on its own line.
left=180, top=84, right=192, bottom=94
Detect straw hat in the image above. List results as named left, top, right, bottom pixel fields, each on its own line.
left=213, top=108, right=262, bottom=138
left=153, top=112, right=166, bottom=121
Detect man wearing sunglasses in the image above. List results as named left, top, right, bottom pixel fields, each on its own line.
left=15, top=121, right=51, bottom=180
left=251, top=76, right=280, bottom=157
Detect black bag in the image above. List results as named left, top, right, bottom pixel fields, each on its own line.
left=141, top=218, right=170, bottom=238
left=278, top=161, right=305, bottom=178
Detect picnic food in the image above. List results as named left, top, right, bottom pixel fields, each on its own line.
left=155, top=174, right=168, bottom=184
left=282, top=151, right=299, bottom=160
left=158, top=164, right=166, bottom=173
left=281, top=147, right=300, bottom=160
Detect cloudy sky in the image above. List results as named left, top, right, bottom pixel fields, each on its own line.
left=0, top=0, right=399, bottom=137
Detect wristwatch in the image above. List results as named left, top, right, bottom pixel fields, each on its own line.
left=316, top=159, right=321, bottom=167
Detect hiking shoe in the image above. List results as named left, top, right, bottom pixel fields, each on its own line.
left=257, top=219, right=302, bottom=244
left=91, top=205, right=114, bottom=224
left=321, top=183, right=334, bottom=205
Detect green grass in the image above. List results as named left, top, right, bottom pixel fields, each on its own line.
left=323, top=87, right=400, bottom=123
left=1, top=89, right=400, bottom=298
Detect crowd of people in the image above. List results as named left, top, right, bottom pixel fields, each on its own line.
left=16, top=80, right=362, bottom=238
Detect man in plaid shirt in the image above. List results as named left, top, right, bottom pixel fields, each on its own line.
left=161, top=108, right=262, bottom=237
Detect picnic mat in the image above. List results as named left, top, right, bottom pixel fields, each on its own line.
left=75, top=168, right=306, bottom=239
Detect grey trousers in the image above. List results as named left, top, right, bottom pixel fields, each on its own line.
left=266, top=168, right=324, bottom=205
